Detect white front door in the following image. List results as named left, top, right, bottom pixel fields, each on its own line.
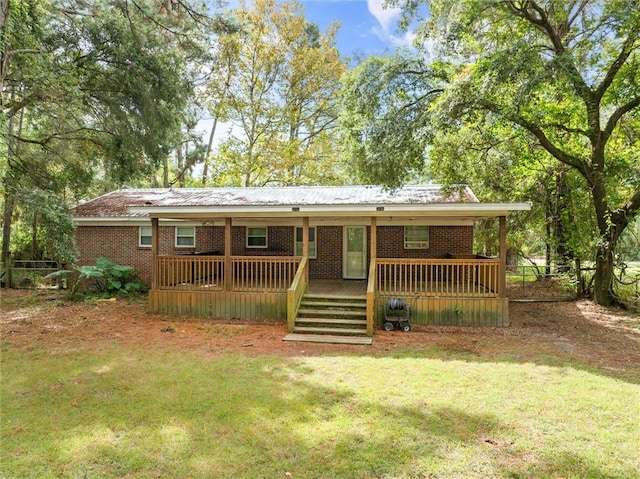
left=343, top=226, right=367, bottom=279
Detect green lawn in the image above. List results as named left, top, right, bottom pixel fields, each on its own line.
left=2, top=343, right=638, bottom=479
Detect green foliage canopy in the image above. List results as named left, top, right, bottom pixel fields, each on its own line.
left=1, top=0, right=206, bottom=264
left=339, top=54, right=445, bottom=188
left=377, top=0, right=640, bottom=305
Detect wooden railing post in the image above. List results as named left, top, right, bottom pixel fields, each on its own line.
left=151, top=218, right=159, bottom=290
left=499, top=216, right=507, bottom=298
left=302, top=216, right=309, bottom=287
left=366, top=259, right=376, bottom=336
left=370, top=217, right=377, bottom=262
left=287, top=257, right=307, bottom=332
left=224, top=217, right=232, bottom=292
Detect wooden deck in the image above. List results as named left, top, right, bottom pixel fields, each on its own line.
left=307, top=279, right=367, bottom=297
left=149, top=257, right=508, bottom=327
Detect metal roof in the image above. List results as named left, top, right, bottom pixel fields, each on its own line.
left=73, top=185, right=478, bottom=217
left=73, top=185, right=530, bottom=223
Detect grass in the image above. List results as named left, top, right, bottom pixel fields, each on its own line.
left=2, top=344, right=638, bottom=479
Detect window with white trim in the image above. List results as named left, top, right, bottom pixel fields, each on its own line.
left=139, top=226, right=152, bottom=247
left=294, top=226, right=317, bottom=258
left=175, top=226, right=195, bottom=247
left=404, top=226, right=429, bottom=249
left=247, top=227, right=267, bottom=248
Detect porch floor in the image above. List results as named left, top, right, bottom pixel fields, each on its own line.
left=306, top=279, right=496, bottom=298
left=307, top=279, right=367, bottom=297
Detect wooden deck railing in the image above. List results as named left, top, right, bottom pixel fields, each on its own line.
left=156, top=255, right=225, bottom=291
left=287, top=257, right=308, bottom=332
left=231, top=256, right=300, bottom=291
left=155, top=255, right=300, bottom=292
left=377, top=258, right=500, bottom=297
left=366, top=259, right=376, bottom=336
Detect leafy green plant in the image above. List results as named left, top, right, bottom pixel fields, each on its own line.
left=47, top=257, right=146, bottom=297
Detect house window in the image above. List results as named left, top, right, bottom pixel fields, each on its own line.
left=175, top=226, right=195, bottom=247
left=404, top=226, right=429, bottom=249
left=294, top=226, right=317, bottom=258
left=139, top=226, right=152, bottom=247
left=247, top=227, right=267, bottom=248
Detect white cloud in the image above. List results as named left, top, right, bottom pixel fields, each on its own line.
left=367, top=0, right=401, bottom=32
left=366, top=0, right=418, bottom=50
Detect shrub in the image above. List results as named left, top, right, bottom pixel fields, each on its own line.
left=47, top=257, right=147, bottom=297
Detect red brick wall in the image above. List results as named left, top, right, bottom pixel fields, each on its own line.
left=75, top=224, right=473, bottom=285
left=311, top=226, right=342, bottom=279
left=75, top=226, right=154, bottom=284
left=376, top=226, right=473, bottom=259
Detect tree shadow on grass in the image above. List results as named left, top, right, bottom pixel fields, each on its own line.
left=3, top=348, right=637, bottom=478
left=375, top=299, right=640, bottom=385
left=499, top=451, right=634, bottom=479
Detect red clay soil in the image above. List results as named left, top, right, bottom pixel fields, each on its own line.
left=1, top=290, right=639, bottom=378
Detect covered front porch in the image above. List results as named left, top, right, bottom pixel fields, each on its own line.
left=130, top=185, right=529, bottom=341
left=147, top=246, right=509, bottom=335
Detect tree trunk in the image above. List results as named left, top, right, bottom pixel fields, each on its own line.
left=1, top=191, right=14, bottom=287
left=201, top=115, right=219, bottom=186
left=544, top=189, right=552, bottom=276
left=177, top=143, right=185, bottom=188
left=574, top=257, right=584, bottom=297
left=0, top=0, right=10, bottom=103
left=553, top=168, right=574, bottom=271
left=593, top=240, right=616, bottom=306
left=162, top=155, right=169, bottom=188
left=31, top=211, right=38, bottom=259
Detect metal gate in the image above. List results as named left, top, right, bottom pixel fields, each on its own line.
left=8, top=260, right=62, bottom=289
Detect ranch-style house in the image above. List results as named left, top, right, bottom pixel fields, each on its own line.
left=73, top=185, right=530, bottom=344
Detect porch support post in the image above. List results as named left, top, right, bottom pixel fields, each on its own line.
left=224, top=217, right=232, bottom=292
left=151, top=217, right=159, bottom=290
left=366, top=216, right=377, bottom=337
left=499, top=215, right=506, bottom=298
left=302, top=216, right=309, bottom=285
left=370, top=216, right=377, bottom=261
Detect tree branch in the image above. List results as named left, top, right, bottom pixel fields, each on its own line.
left=603, top=96, right=640, bottom=141
left=506, top=1, right=595, bottom=111
left=5, top=93, right=39, bottom=118
left=542, top=122, right=589, bottom=137
left=6, top=48, right=45, bottom=57
left=567, top=0, right=589, bottom=29
left=595, top=23, right=640, bottom=102
left=613, top=187, right=640, bottom=228
left=477, top=98, right=587, bottom=174
left=507, top=1, right=564, bottom=52
left=402, top=88, right=445, bottom=111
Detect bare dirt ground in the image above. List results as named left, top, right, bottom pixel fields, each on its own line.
left=2, top=289, right=639, bottom=380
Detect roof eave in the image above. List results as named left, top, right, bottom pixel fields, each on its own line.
left=125, top=202, right=532, bottom=219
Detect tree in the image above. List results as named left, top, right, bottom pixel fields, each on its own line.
left=385, top=0, right=640, bottom=306
left=339, top=53, right=444, bottom=187
left=203, top=0, right=346, bottom=187
left=1, top=0, right=204, bottom=268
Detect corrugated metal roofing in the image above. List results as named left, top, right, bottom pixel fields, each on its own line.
left=73, top=185, right=478, bottom=217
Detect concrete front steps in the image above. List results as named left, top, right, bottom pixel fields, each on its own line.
left=283, top=294, right=372, bottom=345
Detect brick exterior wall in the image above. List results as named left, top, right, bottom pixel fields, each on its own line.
left=75, top=226, right=154, bottom=285
left=75, top=224, right=473, bottom=285
left=376, top=225, right=473, bottom=259
left=311, top=226, right=342, bottom=279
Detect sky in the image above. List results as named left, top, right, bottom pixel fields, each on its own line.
left=195, top=0, right=424, bottom=154
left=299, top=0, right=417, bottom=58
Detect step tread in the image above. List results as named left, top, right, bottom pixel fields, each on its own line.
left=303, top=294, right=366, bottom=302
left=301, top=301, right=366, bottom=309
left=296, top=318, right=367, bottom=326
left=283, top=333, right=372, bottom=345
left=298, top=308, right=365, bottom=317
left=293, top=326, right=368, bottom=335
